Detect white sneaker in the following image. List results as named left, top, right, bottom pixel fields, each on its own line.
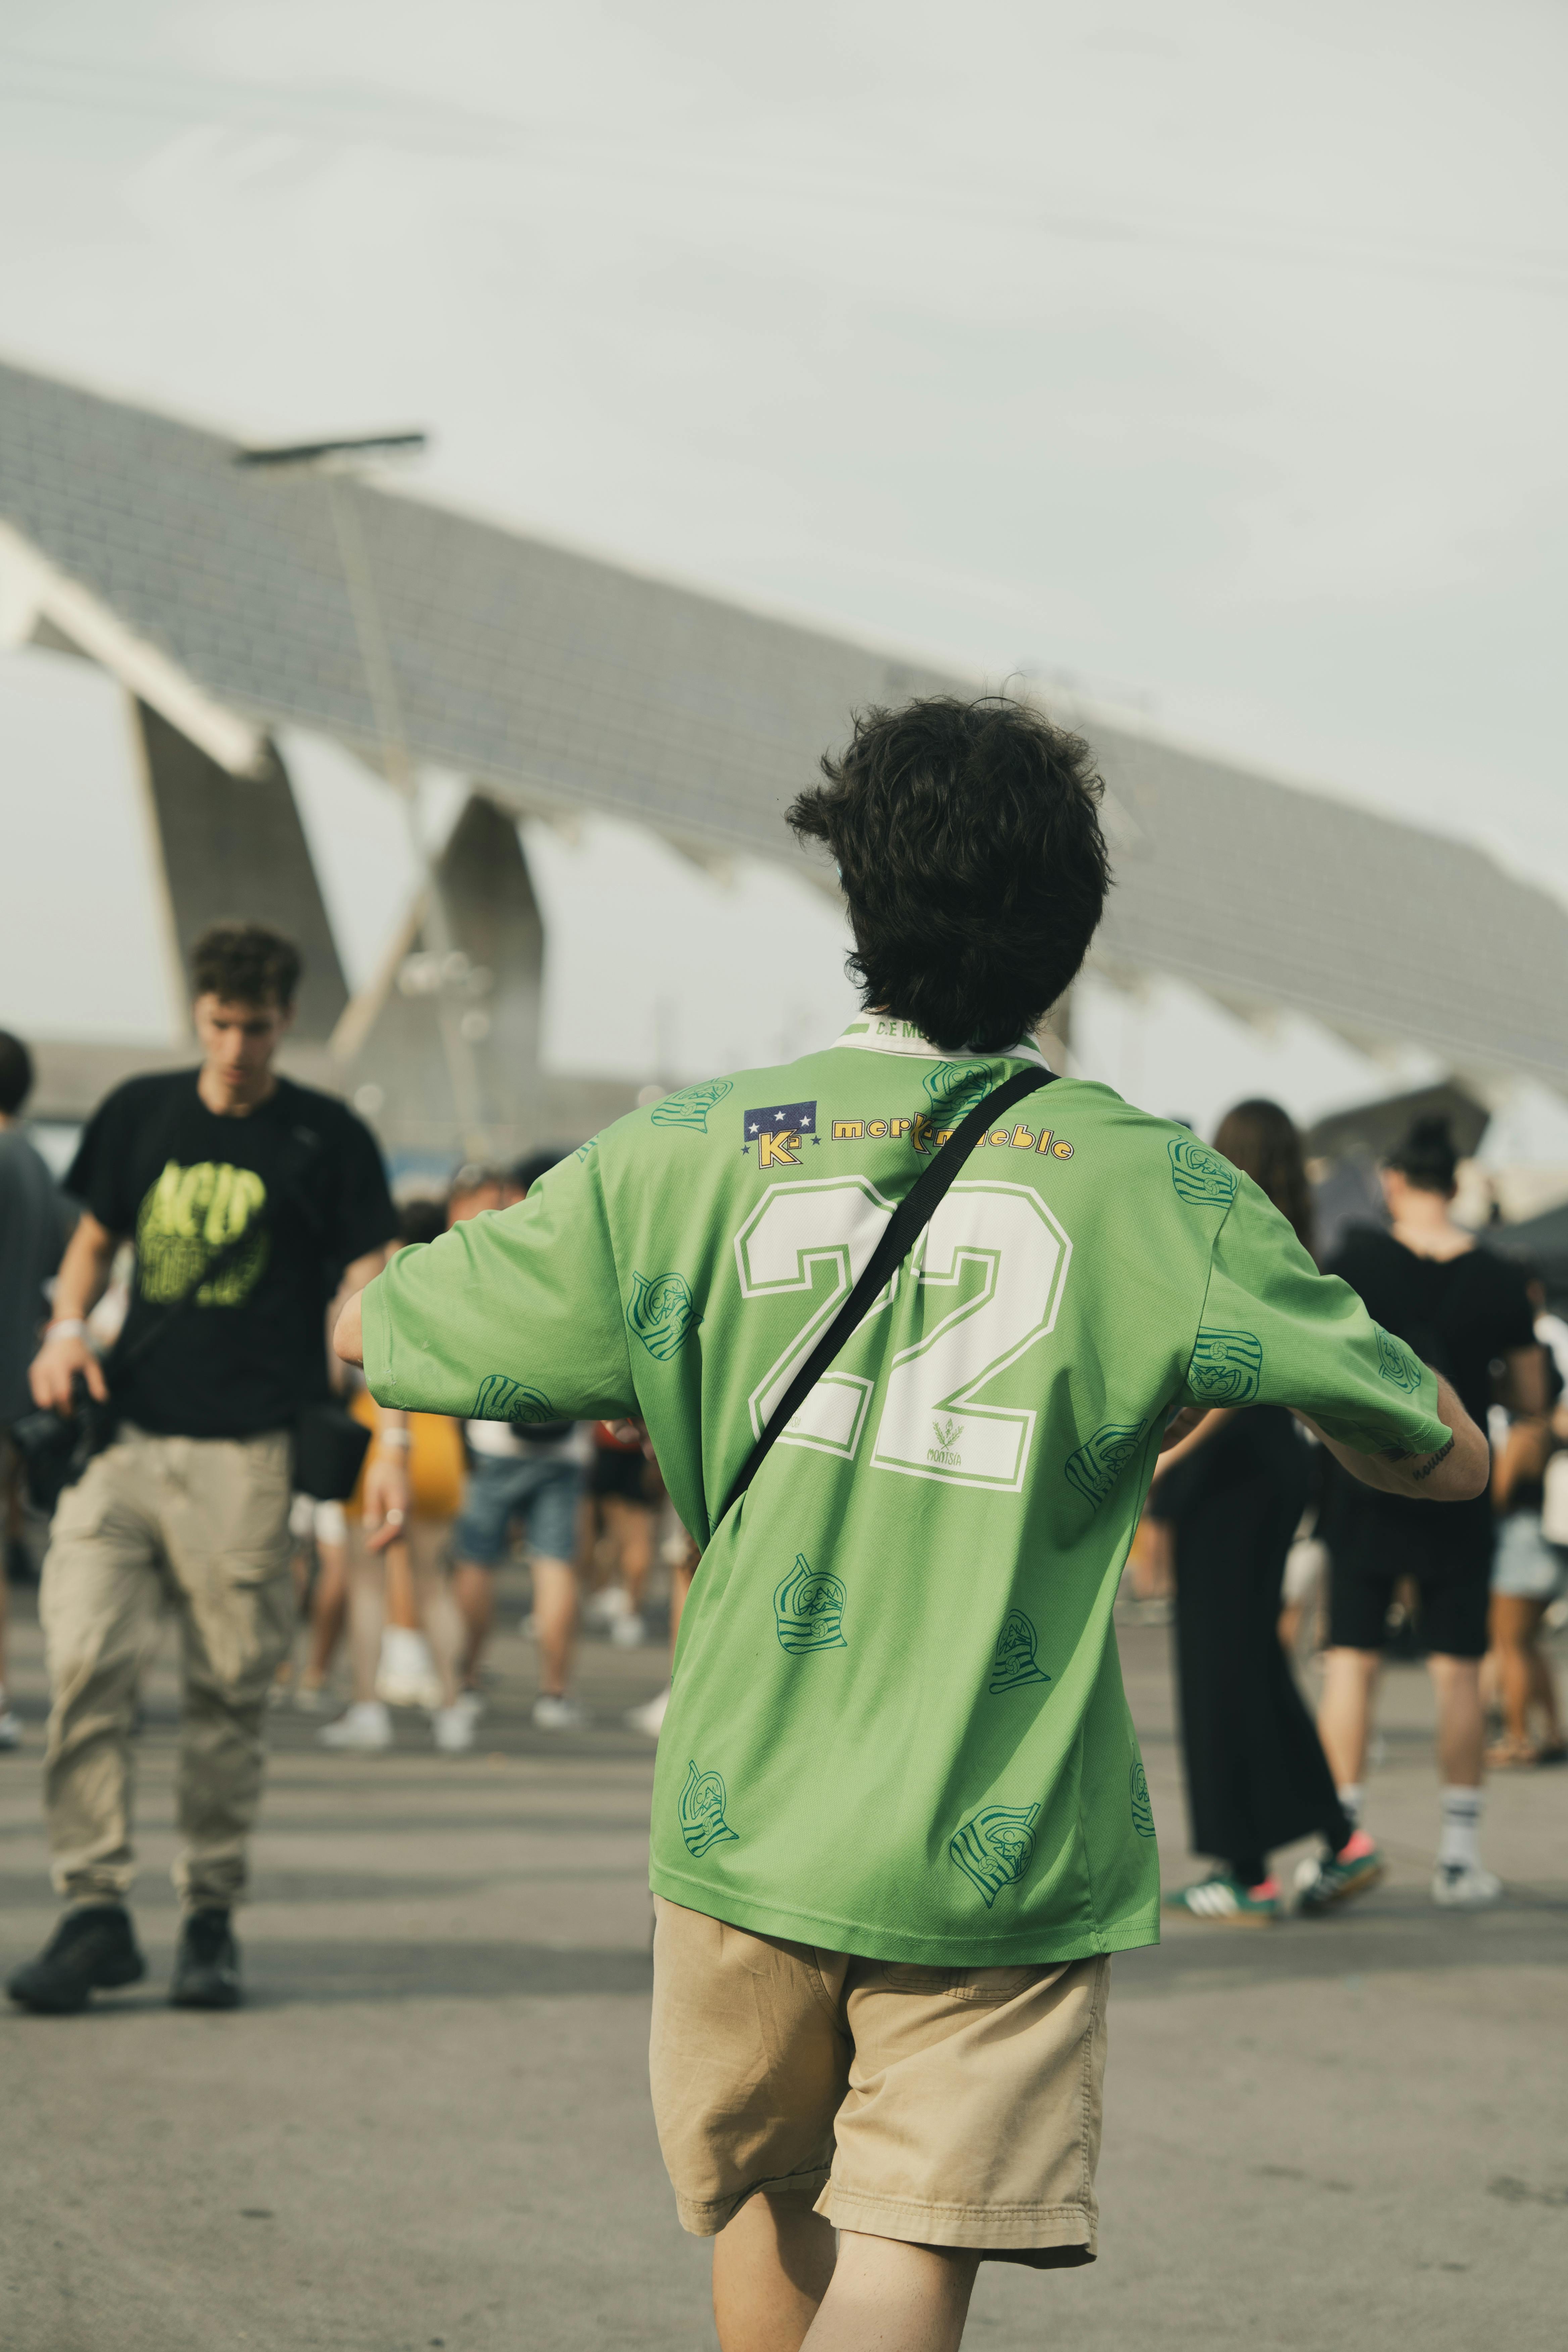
left=532, top=1695, right=588, bottom=1731
left=1432, top=1860, right=1502, bottom=1909
left=432, top=1702, right=477, bottom=1754
left=376, top=1628, right=443, bottom=1711
left=320, top=1700, right=394, bottom=1751
left=610, top=1611, right=648, bottom=1650
left=0, top=1706, right=22, bottom=1751
left=626, top=1686, right=670, bottom=1739
left=586, top=1585, right=630, bottom=1629
left=452, top=1687, right=484, bottom=1723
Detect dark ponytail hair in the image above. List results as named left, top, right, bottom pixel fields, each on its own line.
left=1212, top=1098, right=1315, bottom=1256
left=1385, top=1116, right=1459, bottom=1196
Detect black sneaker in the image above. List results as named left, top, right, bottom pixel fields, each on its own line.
left=6, top=1903, right=146, bottom=2013
left=170, top=1908, right=242, bottom=2009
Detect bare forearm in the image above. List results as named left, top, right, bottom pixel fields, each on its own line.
left=51, top=1214, right=118, bottom=1321
left=1302, top=1372, right=1488, bottom=1503
left=334, top=1287, right=365, bottom=1367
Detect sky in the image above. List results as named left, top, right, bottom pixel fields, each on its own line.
left=2, top=1, right=1566, bottom=1138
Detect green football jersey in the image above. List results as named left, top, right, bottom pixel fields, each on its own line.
left=362, top=1017, right=1450, bottom=1964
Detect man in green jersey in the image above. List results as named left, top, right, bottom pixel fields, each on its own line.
left=336, top=698, right=1486, bottom=2351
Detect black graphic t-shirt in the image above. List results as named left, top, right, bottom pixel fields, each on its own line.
left=66, top=1071, right=398, bottom=1439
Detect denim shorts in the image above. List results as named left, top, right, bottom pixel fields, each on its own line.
left=1491, top=1512, right=1565, bottom=1601
left=454, top=1453, right=582, bottom=1568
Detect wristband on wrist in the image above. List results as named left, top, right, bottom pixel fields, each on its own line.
left=46, top=1318, right=88, bottom=1342
left=378, top=1428, right=412, bottom=1452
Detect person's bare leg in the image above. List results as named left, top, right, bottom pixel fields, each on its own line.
left=384, top=1538, right=420, bottom=1632
left=1317, top=1647, right=1380, bottom=1788
left=410, top=1522, right=463, bottom=1709
left=802, top=2232, right=981, bottom=2352
left=712, top=2193, right=836, bottom=2352
left=531, top=1554, right=578, bottom=1698
left=1428, top=1652, right=1484, bottom=1785
left=1490, top=1595, right=1536, bottom=1749
left=1526, top=1615, right=1564, bottom=1744
left=346, top=1530, right=385, bottom=1703
left=604, top=1499, right=654, bottom=1615
left=303, top=1536, right=350, bottom=1688
left=452, top=1560, right=495, bottom=1686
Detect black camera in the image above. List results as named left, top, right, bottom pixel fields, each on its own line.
left=10, top=1377, right=119, bottom=1515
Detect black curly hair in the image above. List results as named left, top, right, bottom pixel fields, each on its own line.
left=788, top=695, right=1111, bottom=1052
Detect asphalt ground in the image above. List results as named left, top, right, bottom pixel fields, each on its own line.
left=2, top=1578, right=1565, bottom=2352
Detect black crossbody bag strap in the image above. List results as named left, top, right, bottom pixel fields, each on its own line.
left=716, top=1063, right=1058, bottom=1528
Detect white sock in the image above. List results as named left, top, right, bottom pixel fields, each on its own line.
left=1336, top=1783, right=1363, bottom=1829
left=1438, top=1786, right=1483, bottom=1870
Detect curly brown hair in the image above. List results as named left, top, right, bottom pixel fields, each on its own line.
left=190, top=921, right=301, bottom=1009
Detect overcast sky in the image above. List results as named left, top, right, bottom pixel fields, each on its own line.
left=2, top=1, right=1566, bottom=1132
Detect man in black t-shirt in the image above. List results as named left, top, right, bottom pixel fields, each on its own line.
left=5, top=924, right=403, bottom=2015
left=1313, top=1118, right=1545, bottom=1912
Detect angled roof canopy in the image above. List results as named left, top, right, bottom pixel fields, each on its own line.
left=2, top=353, right=1565, bottom=1092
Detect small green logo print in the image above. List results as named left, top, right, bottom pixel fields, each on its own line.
left=1168, top=1137, right=1238, bottom=1208
left=627, top=1271, right=700, bottom=1361
left=1374, top=1325, right=1422, bottom=1393
left=988, top=1610, right=1051, bottom=1695
left=949, top=1803, right=1041, bottom=1907
left=774, top=1556, right=848, bottom=1653
left=679, top=1760, right=738, bottom=1857
left=575, top=1136, right=599, bottom=1161
left=1188, top=1328, right=1263, bottom=1406
left=1130, top=1759, right=1156, bottom=1838
left=923, top=1062, right=992, bottom=1118
left=650, top=1078, right=734, bottom=1134
left=1064, top=1421, right=1147, bottom=1508
left=472, top=1374, right=557, bottom=1422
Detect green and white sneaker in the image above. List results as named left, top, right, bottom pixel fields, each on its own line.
left=1294, top=1833, right=1384, bottom=1916
left=1162, top=1873, right=1280, bottom=1927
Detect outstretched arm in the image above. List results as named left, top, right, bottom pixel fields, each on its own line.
left=1299, top=1370, right=1487, bottom=1503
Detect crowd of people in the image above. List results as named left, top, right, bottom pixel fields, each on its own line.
left=0, top=692, right=1561, bottom=2348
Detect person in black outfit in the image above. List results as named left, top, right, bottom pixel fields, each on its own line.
left=1152, top=1101, right=1382, bottom=1924
left=1316, top=1116, right=1545, bottom=1909
left=6, top=923, right=405, bottom=2014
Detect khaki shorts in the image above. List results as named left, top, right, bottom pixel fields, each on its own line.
left=649, top=1897, right=1109, bottom=2266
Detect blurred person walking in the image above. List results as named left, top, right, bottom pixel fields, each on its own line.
left=1152, top=1102, right=1380, bottom=1925
left=5, top=924, right=404, bottom=2014
left=447, top=1151, right=589, bottom=1730
left=0, top=1030, right=74, bottom=1748
left=1486, top=1324, right=1566, bottom=1767
left=1315, top=1117, right=1546, bottom=1908
left=585, top=1417, right=657, bottom=1648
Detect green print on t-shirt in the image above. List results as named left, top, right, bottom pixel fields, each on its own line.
left=135, top=1160, right=270, bottom=1307
left=988, top=1610, right=1051, bottom=1694
left=649, top=1078, right=734, bottom=1134
left=1130, top=1759, right=1156, bottom=1838
left=949, top=1803, right=1041, bottom=1907
left=1374, top=1325, right=1423, bottom=1394
left=627, top=1271, right=700, bottom=1361
left=472, top=1373, right=556, bottom=1422
left=1188, top=1328, right=1263, bottom=1406
left=774, top=1556, right=848, bottom=1653
left=1064, top=1421, right=1147, bottom=1509
left=679, top=1761, right=738, bottom=1857
left=1168, top=1137, right=1238, bottom=1208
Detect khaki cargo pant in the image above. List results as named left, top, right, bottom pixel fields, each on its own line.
left=39, top=1424, right=294, bottom=1910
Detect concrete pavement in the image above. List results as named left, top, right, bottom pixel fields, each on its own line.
left=2, top=1585, right=1564, bottom=2351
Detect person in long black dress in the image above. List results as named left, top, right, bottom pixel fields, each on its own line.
left=1150, top=1101, right=1383, bottom=1925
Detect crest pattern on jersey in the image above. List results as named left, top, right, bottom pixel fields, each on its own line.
left=1373, top=1324, right=1423, bottom=1393
left=949, top=1802, right=1041, bottom=1907
left=1168, top=1136, right=1238, bottom=1208
left=923, top=1062, right=993, bottom=1120
left=1129, top=1758, right=1156, bottom=1838
left=774, top=1556, right=848, bottom=1653
left=988, top=1609, right=1051, bottom=1694
left=472, top=1373, right=557, bottom=1422
left=650, top=1078, right=734, bottom=1134
left=1064, top=1420, right=1147, bottom=1509
left=679, top=1760, right=739, bottom=1857
left=1188, top=1327, right=1264, bottom=1406
left=627, top=1270, right=701, bottom=1360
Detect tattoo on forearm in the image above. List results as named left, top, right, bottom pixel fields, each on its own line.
left=1410, top=1437, right=1455, bottom=1482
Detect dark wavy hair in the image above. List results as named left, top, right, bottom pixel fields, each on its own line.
left=788, top=696, right=1111, bottom=1052
left=1385, top=1114, right=1459, bottom=1196
left=191, top=921, right=301, bottom=1009
left=1212, top=1098, right=1315, bottom=1256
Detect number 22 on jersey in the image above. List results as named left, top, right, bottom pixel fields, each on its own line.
left=733, top=1177, right=1072, bottom=1492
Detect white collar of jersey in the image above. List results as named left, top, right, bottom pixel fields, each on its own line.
left=834, top=1017, right=1051, bottom=1068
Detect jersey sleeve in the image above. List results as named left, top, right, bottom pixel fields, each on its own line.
left=360, top=1147, right=636, bottom=1424
left=1182, top=1178, right=1453, bottom=1457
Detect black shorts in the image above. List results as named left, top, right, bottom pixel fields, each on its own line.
left=1326, top=1489, right=1494, bottom=1659
left=589, top=1449, right=649, bottom=1505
